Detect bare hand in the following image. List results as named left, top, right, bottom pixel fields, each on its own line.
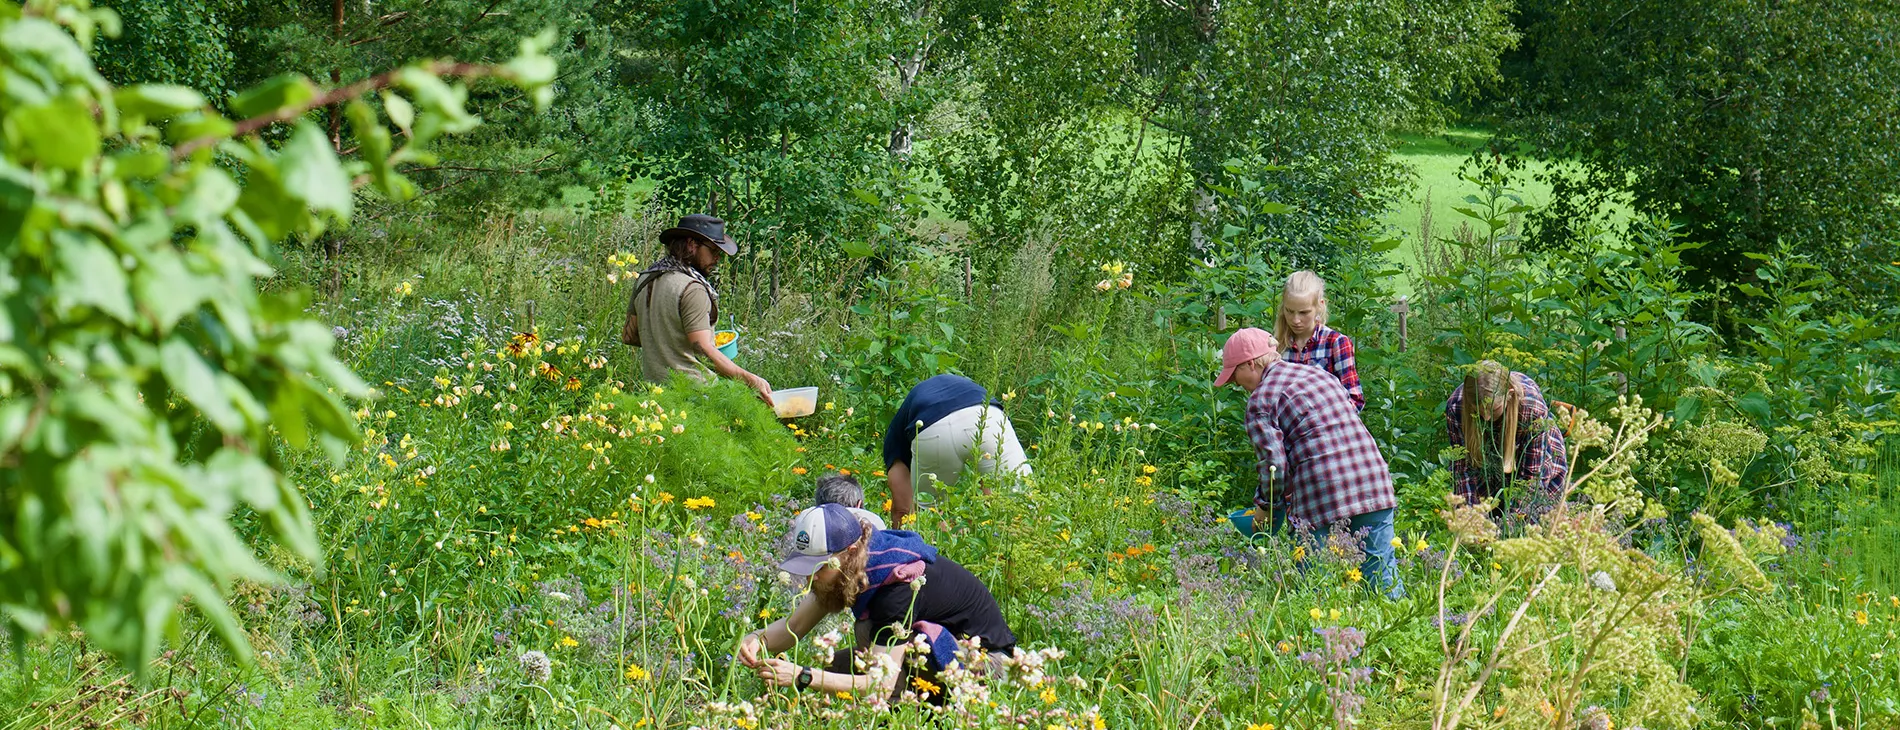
left=746, top=373, right=774, bottom=404
left=754, top=658, right=800, bottom=688
left=736, top=632, right=766, bottom=668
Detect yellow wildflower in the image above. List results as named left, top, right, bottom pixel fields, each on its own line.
left=684, top=496, right=716, bottom=511
left=625, top=663, right=649, bottom=681
left=560, top=636, right=579, bottom=648
left=1855, top=610, right=1870, bottom=626
left=1040, top=687, right=1058, bottom=704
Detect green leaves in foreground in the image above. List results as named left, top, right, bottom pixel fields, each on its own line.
left=0, top=1, right=554, bottom=672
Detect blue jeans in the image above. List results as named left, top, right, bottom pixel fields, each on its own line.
left=1312, top=508, right=1402, bottom=599
left=1231, top=506, right=1402, bottom=598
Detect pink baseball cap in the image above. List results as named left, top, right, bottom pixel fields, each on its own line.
left=1214, top=328, right=1276, bottom=387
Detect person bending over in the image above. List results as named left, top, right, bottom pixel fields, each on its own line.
left=1445, top=360, right=1569, bottom=508
left=737, top=504, right=1016, bottom=701
left=881, top=374, right=1030, bottom=526
left=1218, top=327, right=1401, bottom=595
left=813, top=472, right=886, bottom=530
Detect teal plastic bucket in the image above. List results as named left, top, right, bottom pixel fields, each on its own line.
left=1228, top=507, right=1258, bottom=537
left=714, top=330, right=739, bottom=359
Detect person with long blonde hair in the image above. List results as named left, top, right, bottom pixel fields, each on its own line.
left=1276, top=271, right=1364, bottom=411
left=1445, top=361, right=1569, bottom=502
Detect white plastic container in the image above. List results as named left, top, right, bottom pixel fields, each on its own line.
left=770, top=387, right=819, bottom=418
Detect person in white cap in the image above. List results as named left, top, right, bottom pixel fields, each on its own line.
left=736, top=504, right=1015, bottom=701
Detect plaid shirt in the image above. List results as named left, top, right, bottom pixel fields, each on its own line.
left=1246, top=360, right=1396, bottom=528
left=1284, top=325, right=1364, bottom=411
left=1445, top=371, right=1569, bottom=500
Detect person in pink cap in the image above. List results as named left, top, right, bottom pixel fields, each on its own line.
left=1217, top=327, right=1400, bottom=595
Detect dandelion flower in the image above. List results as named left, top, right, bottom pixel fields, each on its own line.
left=684, top=496, right=716, bottom=510
left=1855, top=610, right=1870, bottom=626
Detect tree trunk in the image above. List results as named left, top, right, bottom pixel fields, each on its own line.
left=1190, top=186, right=1224, bottom=330
left=329, top=0, right=345, bottom=152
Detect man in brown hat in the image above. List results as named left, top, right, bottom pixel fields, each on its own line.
left=621, top=214, right=772, bottom=400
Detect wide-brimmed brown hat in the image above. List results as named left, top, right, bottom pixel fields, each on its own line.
left=661, top=214, right=738, bottom=255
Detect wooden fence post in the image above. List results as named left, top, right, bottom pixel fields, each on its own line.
left=1613, top=324, right=1628, bottom=395
left=964, top=255, right=973, bottom=301
left=524, top=299, right=537, bottom=334
left=1390, top=296, right=1410, bottom=353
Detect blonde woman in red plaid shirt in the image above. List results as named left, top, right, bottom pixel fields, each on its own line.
left=1276, top=271, right=1364, bottom=411
left=1445, top=360, right=1570, bottom=508
left=1217, top=328, right=1400, bottom=595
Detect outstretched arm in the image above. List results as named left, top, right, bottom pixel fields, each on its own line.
left=887, top=461, right=915, bottom=527
left=688, top=329, right=773, bottom=402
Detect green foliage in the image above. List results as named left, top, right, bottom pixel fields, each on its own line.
left=0, top=0, right=552, bottom=669
left=1498, top=0, right=1900, bottom=291
left=91, top=0, right=243, bottom=95
left=638, top=376, right=802, bottom=508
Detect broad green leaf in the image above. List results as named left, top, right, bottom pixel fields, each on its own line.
left=53, top=231, right=133, bottom=322
left=0, top=162, right=33, bottom=246
left=270, top=383, right=309, bottom=449
left=848, top=188, right=881, bottom=206
left=1256, top=201, right=1292, bottom=215
left=229, top=74, right=317, bottom=119
left=115, top=85, right=204, bottom=121
left=1736, top=391, right=1773, bottom=422
left=278, top=121, right=352, bottom=219
left=381, top=91, right=415, bottom=135
left=4, top=96, right=100, bottom=169
left=839, top=239, right=874, bottom=258
left=160, top=339, right=241, bottom=433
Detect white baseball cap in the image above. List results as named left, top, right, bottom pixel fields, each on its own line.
left=779, top=504, right=869, bottom=576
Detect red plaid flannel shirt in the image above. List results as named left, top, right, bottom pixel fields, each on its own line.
left=1284, top=325, right=1364, bottom=411
left=1246, top=360, right=1396, bottom=528
left=1444, top=371, right=1570, bottom=500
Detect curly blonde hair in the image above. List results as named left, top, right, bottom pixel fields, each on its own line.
left=812, top=517, right=875, bottom=613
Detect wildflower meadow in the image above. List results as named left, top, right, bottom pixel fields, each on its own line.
left=4, top=2, right=1900, bottom=730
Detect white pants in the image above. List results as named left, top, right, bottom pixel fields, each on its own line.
left=910, top=405, right=1031, bottom=499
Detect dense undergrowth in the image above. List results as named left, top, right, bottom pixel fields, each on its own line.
left=4, top=185, right=1899, bottom=730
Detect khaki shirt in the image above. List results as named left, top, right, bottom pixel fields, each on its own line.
left=630, top=270, right=715, bottom=384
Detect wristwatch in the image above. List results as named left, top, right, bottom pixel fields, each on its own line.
left=795, top=666, right=814, bottom=691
